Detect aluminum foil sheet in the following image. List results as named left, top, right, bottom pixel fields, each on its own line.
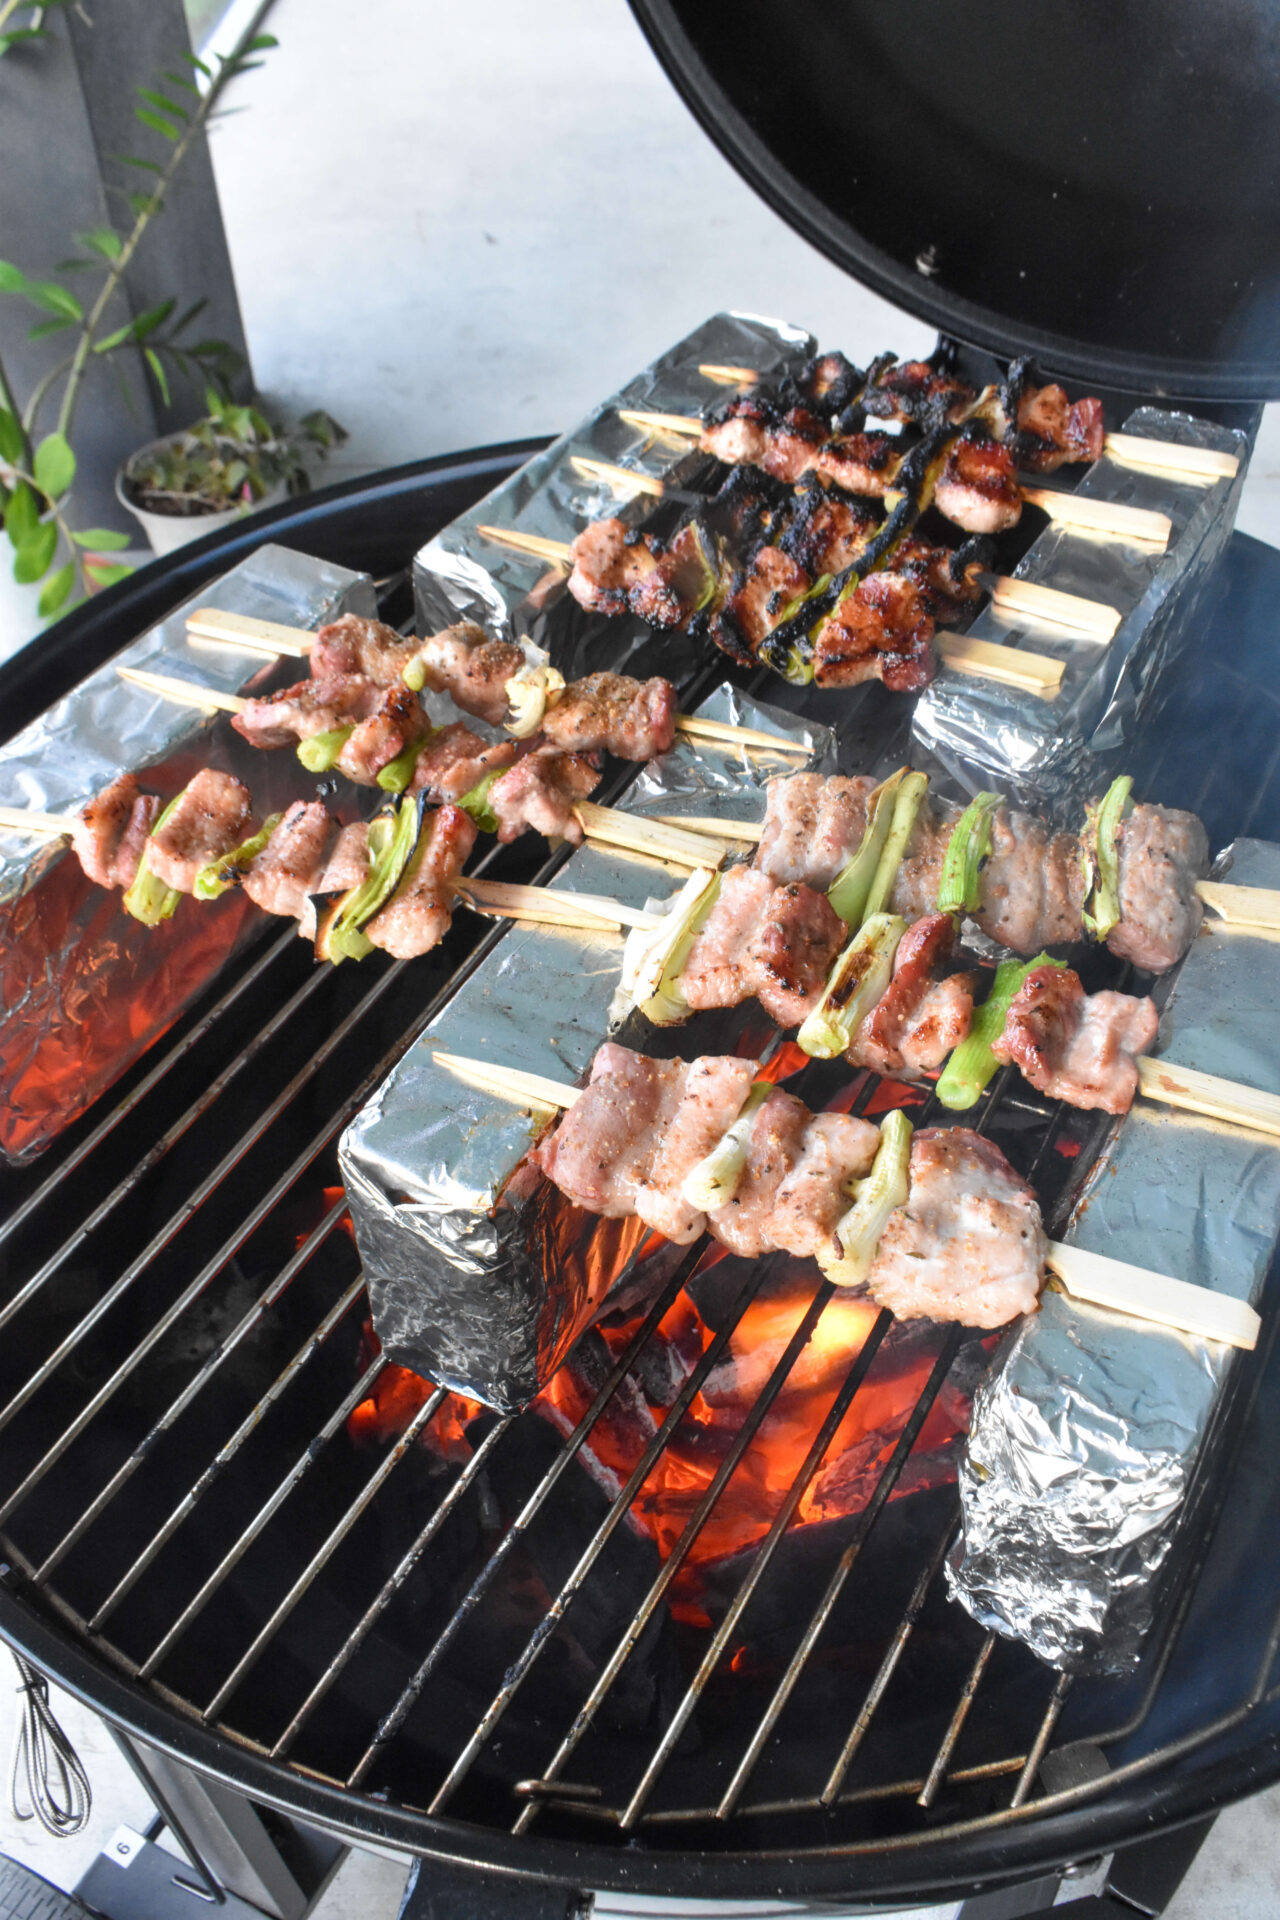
left=948, top=839, right=1280, bottom=1672
left=0, top=544, right=375, bottom=1162
left=340, top=685, right=832, bottom=1414
left=914, top=408, right=1249, bottom=807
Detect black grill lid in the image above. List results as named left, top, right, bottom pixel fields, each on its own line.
left=629, top=0, right=1280, bottom=401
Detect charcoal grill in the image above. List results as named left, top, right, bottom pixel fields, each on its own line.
left=3, top=456, right=1280, bottom=1915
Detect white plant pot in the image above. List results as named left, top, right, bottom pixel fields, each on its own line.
left=116, top=446, right=288, bottom=557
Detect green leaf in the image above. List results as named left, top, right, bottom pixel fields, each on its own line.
left=79, top=226, right=122, bottom=260
left=178, top=49, right=211, bottom=76
left=0, top=27, right=48, bottom=50
left=71, top=526, right=131, bottom=550
left=38, top=562, right=74, bottom=618
left=0, top=409, right=24, bottom=465
left=128, top=191, right=156, bottom=218
left=113, top=153, right=164, bottom=175
left=170, top=297, right=207, bottom=336
left=27, top=316, right=74, bottom=341
left=131, top=297, right=175, bottom=340
left=246, top=32, right=278, bottom=49
left=134, top=106, right=180, bottom=139
left=0, top=260, right=30, bottom=293
left=5, top=481, right=38, bottom=546
left=84, top=557, right=132, bottom=590
left=162, top=71, right=201, bottom=95
left=144, top=346, right=170, bottom=405
left=139, top=87, right=188, bottom=122
left=13, top=521, right=57, bottom=583
left=93, top=319, right=133, bottom=354
left=33, top=432, right=75, bottom=499
left=25, top=280, right=83, bottom=321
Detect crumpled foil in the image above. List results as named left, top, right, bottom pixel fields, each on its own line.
left=948, top=839, right=1280, bottom=1672
left=914, top=408, right=1250, bottom=807
left=0, top=544, right=375, bottom=1162
left=339, top=685, right=832, bottom=1414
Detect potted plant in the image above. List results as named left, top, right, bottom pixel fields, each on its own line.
left=116, top=391, right=346, bottom=555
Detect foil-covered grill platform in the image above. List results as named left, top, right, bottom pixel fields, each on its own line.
left=949, top=839, right=1280, bottom=1672
left=339, top=686, right=832, bottom=1413
left=0, top=545, right=374, bottom=1162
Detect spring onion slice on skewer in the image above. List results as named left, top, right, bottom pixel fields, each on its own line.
left=609, top=865, right=721, bottom=1027
left=1081, top=774, right=1133, bottom=939
left=316, top=793, right=423, bottom=964
left=504, top=664, right=566, bottom=738
left=194, top=812, right=284, bottom=900
left=454, top=766, right=506, bottom=835
left=798, top=912, right=907, bottom=1059
left=680, top=1082, right=772, bottom=1213
left=121, top=792, right=185, bottom=927
left=376, top=734, right=436, bottom=794
left=936, top=791, right=1004, bottom=916
left=935, top=951, right=1067, bottom=1110
left=819, top=1109, right=913, bottom=1288
left=862, top=772, right=930, bottom=922
left=297, top=725, right=354, bottom=774
left=826, top=769, right=910, bottom=927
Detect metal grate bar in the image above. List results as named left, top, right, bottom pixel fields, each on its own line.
left=351, top=1244, right=767, bottom=1797
left=0, top=927, right=298, bottom=1257
left=821, top=1517, right=959, bottom=1807
left=1010, top=1671, right=1074, bottom=1809
left=89, top=1273, right=367, bottom=1633
left=715, top=1329, right=964, bottom=1819
left=137, top=1355, right=387, bottom=1680
left=35, top=1197, right=352, bottom=1581
left=270, top=1412, right=518, bottom=1760
left=204, top=1384, right=449, bottom=1721
left=916, top=1631, right=997, bottom=1809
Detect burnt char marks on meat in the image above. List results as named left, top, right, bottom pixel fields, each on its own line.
left=682, top=865, right=846, bottom=1028
left=812, top=431, right=902, bottom=497
left=73, top=773, right=160, bottom=889
left=778, top=483, right=878, bottom=577
left=888, top=535, right=989, bottom=626
left=234, top=674, right=383, bottom=750
left=310, top=614, right=416, bottom=685
left=865, top=1128, right=1045, bottom=1329
left=241, top=800, right=334, bottom=922
left=700, top=395, right=775, bottom=468
left=864, top=359, right=974, bottom=429
left=756, top=771, right=875, bottom=892
left=409, top=723, right=520, bottom=802
left=1014, top=379, right=1106, bottom=474
left=409, top=622, right=524, bottom=726
left=364, top=803, right=475, bottom=960
left=487, top=747, right=600, bottom=845
left=789, top=350, right=864, bottom=417
left=148, top=768, right=252, bottom=893
left=722, top=546, right=811, bottom=652
left=336, top=684, right=426, bottom=784
left=813, top=572, right=936, bottom=692
left=1109, top=804, right=1208, bottom=973
left=933, top=430, right=1022, bottom=535
left=993, top=965, right=1157, bottom=1114
left=567, top=520, right=708, bottom=630
left=539, top=672, right=677, bottom=760
left=850, top=913, right=977, bottom=1076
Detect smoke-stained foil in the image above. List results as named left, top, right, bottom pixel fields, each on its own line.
left=0, top=545, right=375, bottom=1161
left=948, top=839, right=1280, bottom=1671
left=914, top=409, right=1249, bottom=806
left=340, top=686, right=831, bottom=1414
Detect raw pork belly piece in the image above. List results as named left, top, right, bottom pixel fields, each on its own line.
left=538, top=672, right=678, bottom=760
left=682, top=865, right=846, bottom=1028
left=1110, top=804, right=1209, bottom=973
left=233, top=674, right=383, bottom=750
left=993, top=966, right=1158, bottom=1115
left=365, top=804, right=476, bottom=960
left=408, top=622, right=525, bottom=726
left=72, top=772, right=160, bottom=889
left=487, top=748, right=601, bottom=844
left=147, top=769, right=252, bottom=893
left=310, top=613, right=417, bottom=685
left=850, top=913, right=976, bottom=1075
left=755, top=772, right=876, bottom=892
left=866, top=1128, right=1045, bottom=1329
left=707, top=1088, right=877, bottom=1261
left=241, top=800, right=335, bottom=922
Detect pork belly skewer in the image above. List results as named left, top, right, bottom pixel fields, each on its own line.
left=430, top=1042, right=1260, bottom=1348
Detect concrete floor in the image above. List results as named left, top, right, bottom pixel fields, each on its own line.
left=3, top=3, right=1280, bottom=1913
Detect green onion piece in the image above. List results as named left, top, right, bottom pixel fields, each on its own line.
left=863, top=771, right=930, bottom=922
left=935, top=951, right=1067, bottom=1110
left=402, top=654, right=427, bottom=692
left=688, top=521, right=722, bottom=614
left=936, top=790, right=1004, bottom=916
left=819, top=1109, right=913, bottom=1288
left=376, top=734, right=434, bottom=793
left=316, top=795, right=422, bottom=964
left=1080, top=774, right=1134, bottom=939
left=680, top=1082, right=771, bottom=1214
left=455, top=766, right=505, bottom=835
left=504, top=665, right=566, bottom=739
left=609, top=866, right=721, bottom=1028
left=826, top=769, right=907, bottom=927
left=797, top=911, right=907, bottom=1059
left=194, top=811, right=284, bottom=900
left=122, top=791, right=185, bottom=927
left=297, top=725, right=354, bottom=773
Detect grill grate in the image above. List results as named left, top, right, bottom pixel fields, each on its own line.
left=4, top=567, right=1280, bottom=1893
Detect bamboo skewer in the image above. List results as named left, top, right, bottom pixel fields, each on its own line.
left=0, top=805, right=75, bottom=836
left=652, top=812, right=763, bottom=844
left=431, top=1051, right=579, bottom=1111
left=1195, top=880, right=1280, bottom=933
left=455, top=876, right=662, bottom=933
left=185, top=608, right=312, bottom=657
left=116, top=664, right=246, bottom=714
left=692, top=366, right=1241, bottom=484
left=1136, top=1056, right=1280, bottom=1139
left=573, top=802, right=730, bottom=869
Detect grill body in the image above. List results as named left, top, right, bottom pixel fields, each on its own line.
left=3, top=454, right=1280, bottom=1910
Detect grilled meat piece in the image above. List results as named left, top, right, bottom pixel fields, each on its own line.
left=889, top=798, right=1084, bottom=954
left=566, top=518, right=710, bottom=628
left=310, top=614, right=416, bottom=685
left=812, top=572, right=936, bottom=691
left=1015, top=383, right=1106, bottom=474
left=888, top=537, right=988, bottom=625
left=756, top=772, right=876, bottom=892
left=538, top=672, right=678, bottom=760
left=317, top=820, right=370, bottom=893
left=779, top=486, right=879, bottom=576
left=407, top=622, right=526, bottom=726
left=700, top=397, right=773, bottom=469
left=487, top=747, right=600, bottom=845
left=1111, top=804, right=1209, bottom=973
left=812, top=431, right=903, bottom=497
left=364, top=803, right=476, bottom=960
left=234, top=674, right=383, bottom=750
left=682, top=865, right=847, bottom=1029
left=240, top=800, right=334, bottom=923
left=72, top=773, right=160, bottom=889
left=863, top=359, right=974, bottom=428
left=147, top=768, right=252, bottom=893
left=849, top=914, right=977, bottom=1076
left=994, top=965, right=1157, bottom=1114
left=933, top=432, right=1022, bottom=535
left=408, top=723, right=520, bottom=802
left=335, top=685, right=427, bottom=785
left=792, top=350, right=864, bottom=416
left=721, top=545, right=812, bottom=652
left=707, top=1088, right=878, bottom=1262
left=865, top=1127, right=1045, bottom=1328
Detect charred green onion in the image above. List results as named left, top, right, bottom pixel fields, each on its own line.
left=122, top=792, right=184, bottom=926
left=194, top=812, right=284, bottom=900
left=936, top=791, right=1004, bottom=916
left=1081, top=775, right=1133, bottom=939
left=680, top=1081, right=771, bottom=1213
left=935, top=951, right=1066, bottom=1110
left=820, top=1109, right=913, bottom=1288
left=297, top=726, right=354, bottom=774
left=610, top=866, right=721, bottom=1028
left=315, top=794, right=422, bottom=964
left=798, top=911, right=906, bottom=1059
